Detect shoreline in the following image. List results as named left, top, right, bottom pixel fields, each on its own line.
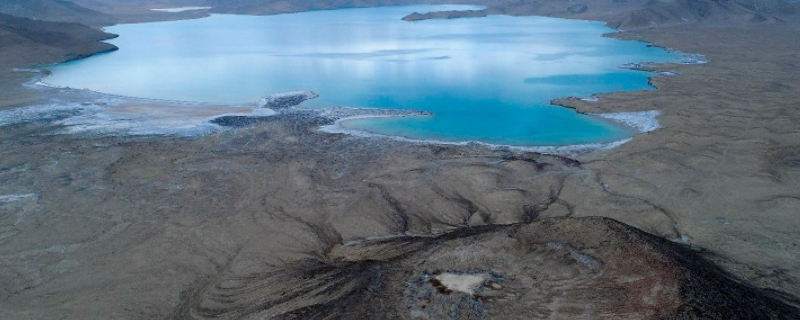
left=20, top=25, right=699, bottom=152
left=24, top=73, right=660, bottom=154
left=318, top=108, right=663, bottom=156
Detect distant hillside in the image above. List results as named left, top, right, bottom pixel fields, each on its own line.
left=0, top=0, right=117, bottom=26
left=67, top=0, right=212, bottom=23
left=201, top=0, right=471, bottom=15
left=0, top=13, right=117, bottom=70
left=70, top=0, right=202, bottom=11
left=601, top=0, right=800, bottom=28
left=481, top=0, right=800, bottom=29
left=39, top=0, right=800, bottom=28
left=71, top=0, right=475, bottom=15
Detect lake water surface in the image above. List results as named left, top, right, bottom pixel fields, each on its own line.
left=45, top=5, right=678, bottom=146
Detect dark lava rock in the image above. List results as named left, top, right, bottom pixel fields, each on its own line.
left=257, top=91, right=319, bottom=110
left=210, top=116, right=277, bottom=128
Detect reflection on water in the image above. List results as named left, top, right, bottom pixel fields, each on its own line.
left=46, top=5, right=677, bottom=146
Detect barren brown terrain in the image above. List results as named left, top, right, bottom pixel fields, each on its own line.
left=1, top=0, right=800, bottom=319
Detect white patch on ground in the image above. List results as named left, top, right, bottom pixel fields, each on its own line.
left=151, top=7, right=211, bottom=12
left=435, top=273, right=487, bottom=295
left=0, top=193, right=39, bottom=226
left=31, top=81, right=60, bottom=88
left=677, top=53, right=708, bottom=64
left=0, top=98, right=275, bottom=136
left=595, top=110, right=661, bottom=133
left=0, top=194, right=36, bottom=205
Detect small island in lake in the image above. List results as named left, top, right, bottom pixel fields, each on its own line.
left=402, top=9, right=488, bottom=21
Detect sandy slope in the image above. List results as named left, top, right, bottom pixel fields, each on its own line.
left=0, top=13, right=117, bottom=69
left=0, top=0, right=117, bottom=26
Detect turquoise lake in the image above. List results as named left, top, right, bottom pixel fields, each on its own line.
left=45, top=5, right=678, bottom=146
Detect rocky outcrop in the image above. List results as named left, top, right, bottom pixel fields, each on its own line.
left=172, top=217, right=800, bottom=319
left=212, top=106, right=431, bottom=128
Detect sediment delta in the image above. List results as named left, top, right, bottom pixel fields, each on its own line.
left=1, top=3, right=800, bottom=320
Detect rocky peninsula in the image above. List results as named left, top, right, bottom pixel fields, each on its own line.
left=257, top=91, right=319, bottom=110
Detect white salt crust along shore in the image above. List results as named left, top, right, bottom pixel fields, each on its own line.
left=619, top=52, right=708, bottom=71
left=596, top=110, right=661, bottom=133
left=0, top=93, right=655, bottom=156
left=3, top=77, right=291, bottom=136
left=16, top=69, right=662, bottom=154
left=318, top=109, right=660, bottom=156
left=0, top=99, right=277, bottom=136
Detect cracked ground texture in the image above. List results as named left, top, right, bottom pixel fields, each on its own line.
left=1, top=22, right=800, bottom=319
